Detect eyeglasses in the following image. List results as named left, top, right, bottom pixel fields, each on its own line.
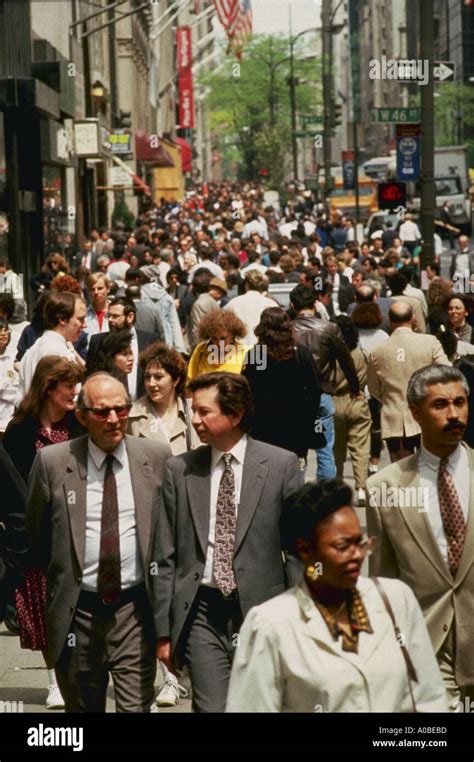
left=327, top=535, right=377, bottom=559
left=82, top=404, right=132, bottom=420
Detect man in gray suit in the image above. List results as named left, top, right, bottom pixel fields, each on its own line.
left=27, top=373, right=171, bottom=712
left=154, top=371, right=302, bottom=712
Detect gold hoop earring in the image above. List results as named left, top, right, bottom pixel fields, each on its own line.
left=306, top=565, right=319, bottom=583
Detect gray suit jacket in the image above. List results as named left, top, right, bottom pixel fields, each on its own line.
left=26, top=434, right=171, bottom=664
left=366, top=443, right=474, bottom=686
left=153, top=437, right=301, bottom=662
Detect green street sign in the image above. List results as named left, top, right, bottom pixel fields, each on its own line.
left=370, top=107, right=420, bottom=124
left=294, top=130, right=321, bottom=138
left=301, top=115, right=324, bottom=127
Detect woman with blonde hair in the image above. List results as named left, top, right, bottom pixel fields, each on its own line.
left=186, top=309, right=249, bottom=382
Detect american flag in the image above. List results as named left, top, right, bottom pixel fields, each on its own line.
left=213, top=0, right=253, bottom=57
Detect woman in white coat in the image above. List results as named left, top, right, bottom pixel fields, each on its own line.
left=226, top=479, right=448, bottom=713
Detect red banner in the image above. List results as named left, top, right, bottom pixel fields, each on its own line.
left=177, top=26, right=195, bottom=129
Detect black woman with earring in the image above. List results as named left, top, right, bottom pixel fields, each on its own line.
left=226, top=479, right=448, bottom=713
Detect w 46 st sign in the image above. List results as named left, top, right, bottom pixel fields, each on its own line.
left=371, top=108, right=420, bottom=123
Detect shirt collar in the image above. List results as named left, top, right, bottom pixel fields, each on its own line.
left=44, top=330, right=67, bottom=346
left=88, top=437, right=126, bottom=470
left=211, top=433, right=248, bottom=470
left=419, top=442, right=464, bottom=472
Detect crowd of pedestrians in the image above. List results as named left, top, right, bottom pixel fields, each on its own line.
left=0, top=179, right=473, bottom=713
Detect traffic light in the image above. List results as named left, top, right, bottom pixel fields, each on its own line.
left=332, top=102, right=343, bottom=129
left=377, top=181, right=407, bottom=210
left=118, top=110, right=132, bottom=129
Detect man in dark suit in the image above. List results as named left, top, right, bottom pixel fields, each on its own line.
left=0, top=443, right=27, bottom=627
left=27, top=373, right=171, bottom=712
left=154, top=372, right=301, bottom=712
left=86, top=297, right=158, bottom=400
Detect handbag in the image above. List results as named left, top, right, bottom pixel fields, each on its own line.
left=372, top=576, right=418, bottom=713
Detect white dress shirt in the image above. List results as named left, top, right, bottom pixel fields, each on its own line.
left=202, top=434, right=248, bottom=586
left=0, top=342, right=18, bottom=431
left=128, top=326, right=139, bottom=402
left=418, top=443, right=469, bottom=567
left=82, top=439, right=142, bottom=592
left=18, top=330, right=76, bottom=399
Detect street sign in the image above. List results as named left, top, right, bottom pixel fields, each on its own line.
left=294, top=131, right=316, bottom=138
left=301, top=115, right=323, bottom=127
left=434, top=61, right=455, bottom=82
left=342, top=150, right=356, bottom=190
left=396, top=123, right=420, bottom=182
left=377, top=182, right=407, bottom=210
left=370, top=108, right=420, bottom=124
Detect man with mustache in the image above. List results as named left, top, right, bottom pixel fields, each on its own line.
left=366, top=365, right=474, bottom=710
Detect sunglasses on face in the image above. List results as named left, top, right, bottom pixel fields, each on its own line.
left=82, top=404, right=132, bottom=420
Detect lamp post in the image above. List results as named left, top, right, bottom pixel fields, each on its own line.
left=288, top=24, right=319, bottom=180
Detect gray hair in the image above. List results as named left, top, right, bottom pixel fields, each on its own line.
left=77, top=372, right=130, bottom=410
left=407, top=365, right=469, bottom=406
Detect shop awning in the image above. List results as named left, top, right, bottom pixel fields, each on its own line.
left=135, top=131, right=175, bottom=166
left=175, top=137, right=193, bottom=173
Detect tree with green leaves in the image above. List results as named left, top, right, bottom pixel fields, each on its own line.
left=201, top=34, right=323, bottom=186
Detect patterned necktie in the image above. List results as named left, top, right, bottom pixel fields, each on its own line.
left=213, top=453, right=237, bottom=596
left=438, top=456, right=466, bottom=578
left=97, top=454, right=121, bottom=599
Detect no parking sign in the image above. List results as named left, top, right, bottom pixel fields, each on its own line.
left=396, top=124, right=420, bottom=182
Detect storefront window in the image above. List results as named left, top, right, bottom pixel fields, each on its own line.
left=42, top=166, right=71, bottom=258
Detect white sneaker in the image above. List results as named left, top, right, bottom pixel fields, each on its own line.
left=45, top=683, right=64, bottom=710
left=357, top=488, right=365, bottom=505
left=154, top=673, right=188, bottom=707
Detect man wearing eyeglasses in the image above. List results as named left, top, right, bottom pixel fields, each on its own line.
left=26, top=372, right=172, bottom=712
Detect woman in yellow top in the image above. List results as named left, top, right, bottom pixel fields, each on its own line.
left=186, top=309, right=249, bottom=383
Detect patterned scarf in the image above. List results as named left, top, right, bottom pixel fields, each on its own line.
left=313, top=588, right=373, bottom=653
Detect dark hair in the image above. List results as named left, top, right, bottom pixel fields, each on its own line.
left=188, top=371, right=254, bottom=432
left=109, top=297, right=137, bottom=321
left=13, top=355, right=83, bottom=423
left=255, top=307, right=296, bottom=361
left=335, top=314, right=359, bottom=352
left=0, top=293, right=15, bottom=320
left=290, top=284, right=317, bottom=312
left=139, top=341, right=187, bottom=397
left=427, top=261, right=441, bottom=276
left=124, top=268, right=145, bottom=284
left=43, top=292, right=80, bottom=329
left=386, top=272, right=407, bottom=296
left=428, top=306, right=450, bottom=334
left=281, top=479, right=354, bottom=555
left=435, top=327, right=458, bottom=361
left=86, top=329, right=132, bottom=378
left=351, top=302, right=383, bottom=329
left=193, top=271, right=213, bottom=294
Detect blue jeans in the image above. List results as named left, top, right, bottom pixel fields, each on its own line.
left=315, top=393, right=337, bottom=480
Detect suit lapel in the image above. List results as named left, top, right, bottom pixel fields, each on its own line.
left=126, top=436, right=154, bottom=567
left=234, top=438, right=267, bottom=554
left=454, top=444, right=474, bottom=584
left=186, top=446, right=212, bottom=558
left=64, top=437, right=88, bottom=571
left=396, top=455, right=452, bottom=584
